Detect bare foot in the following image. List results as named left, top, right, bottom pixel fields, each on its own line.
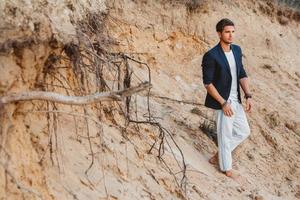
left=224, top=170, right=247, bottom=185
left=224, top=170, right=240, bottom=180
left=209, top=152, right=218, bottom=165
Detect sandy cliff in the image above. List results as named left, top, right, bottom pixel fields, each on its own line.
left=0, top=0, right=299, bottom=199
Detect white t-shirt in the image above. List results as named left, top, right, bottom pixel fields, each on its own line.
left=224, top=50, right=238, bottom=101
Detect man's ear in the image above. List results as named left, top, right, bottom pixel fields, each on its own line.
left=217, top=31, right=221, bottom=38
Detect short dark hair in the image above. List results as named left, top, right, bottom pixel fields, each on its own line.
left=216, top=18, right=234, bottom=33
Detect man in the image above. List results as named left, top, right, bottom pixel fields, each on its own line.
left=201, top=18, right=252, bottom=179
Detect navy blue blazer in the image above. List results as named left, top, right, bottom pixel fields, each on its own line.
left=201, top=42, right=248, bottom=109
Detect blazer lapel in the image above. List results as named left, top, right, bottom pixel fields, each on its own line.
left=217, top=42, right=231, bottom=76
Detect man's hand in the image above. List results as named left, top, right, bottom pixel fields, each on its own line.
left=222, top=101, right=234, bottom=117
left=245, top=98, right=252, bottom=113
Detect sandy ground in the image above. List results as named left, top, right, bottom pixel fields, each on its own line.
left=0, top=0, right=299, bottom=199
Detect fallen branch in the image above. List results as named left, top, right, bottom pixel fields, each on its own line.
left=0, top=82, right=151, bottom=105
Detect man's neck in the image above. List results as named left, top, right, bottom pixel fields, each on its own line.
left=220, top=41, right=231, bottom=52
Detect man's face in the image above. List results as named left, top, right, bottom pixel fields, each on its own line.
left=218, top=25, right=235, bottom=44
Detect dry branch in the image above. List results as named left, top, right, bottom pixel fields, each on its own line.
left=0, top=82, right=151, bottom=105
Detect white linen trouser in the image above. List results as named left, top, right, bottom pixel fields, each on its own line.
left=215, top=98, right=251, bottom=171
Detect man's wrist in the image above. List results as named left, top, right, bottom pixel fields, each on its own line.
left=220, top=99, right=227, bottom=108
left=244, top=93, right=252, bottom=99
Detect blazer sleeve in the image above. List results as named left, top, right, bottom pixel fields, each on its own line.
left=202, top=52, right=216, bottom=85
left=238, top=46, right=248, bottom=79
